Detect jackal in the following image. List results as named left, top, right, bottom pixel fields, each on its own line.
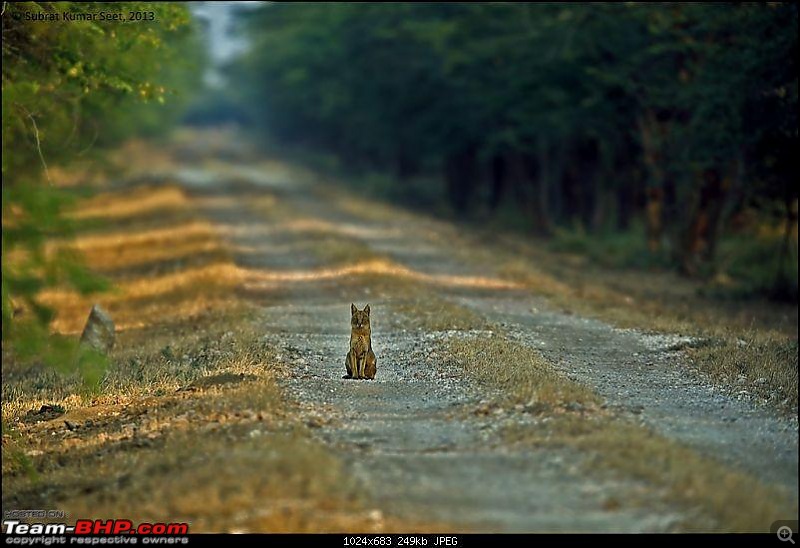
left=344, top=303, right=376, bottom=380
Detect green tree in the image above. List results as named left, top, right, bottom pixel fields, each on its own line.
left=232, top=2, right=797, bottom=298
left=2, top=1, right=202, bottom=384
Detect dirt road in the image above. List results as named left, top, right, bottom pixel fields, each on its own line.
left=163, top=136, right=797, bottom=532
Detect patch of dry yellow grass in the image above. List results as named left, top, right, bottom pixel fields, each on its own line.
left=445, top=334, right=599, bottom=410
left=395, top=296, right=485, bottom=332
left=7, top=425, right=439, bottom=532
left=107, top=138, right=179, bottom=176
left=686, top=334, right=798, bottom=412
left=38, top=262, right=241, bottom=334
left=70, top=186, right=191, bottom=220
left=82, top=238, right=228, bottom=274
left=70, top=220, right=217, bottom=252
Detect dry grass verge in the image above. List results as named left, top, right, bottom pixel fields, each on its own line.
left=3, top=173, right=440, bottom=532
left=3, top=366, right=391, bottom=532
left=485, top=243, right=797, bottom=417
left=683, top=334, right=798, bottom=412
left=446, top=334, right=598, bottom=411
left=395, top=295, right=485, bottom=332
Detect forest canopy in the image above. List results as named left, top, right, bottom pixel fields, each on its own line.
left=231, top=2, right=798, bottom=299
left=2, top=1, right=201, bottom=381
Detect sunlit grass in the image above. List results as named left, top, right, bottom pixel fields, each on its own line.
left=3, top=183, right=251, bottom=421
left=40, top=256, right=518, bottom=334
left=69, top=220, right=218, bottom=251
left=2, top=166, right=450, bottom=533
left=69, top=186, right=191, bottom=220
left=71, top=228, right=228, bottom=276
left=38, top=262, right=240, bottom=334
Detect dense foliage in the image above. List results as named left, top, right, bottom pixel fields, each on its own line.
left=234, top=3, right=797, bottom=298
left=2, top=1, right=200, bottom=382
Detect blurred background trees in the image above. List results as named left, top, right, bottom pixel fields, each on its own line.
left=230, top=2, right=797, bottom=300
left=2, top=1, right=201, bottom=380
left=2, top=2, right=797, bottom=381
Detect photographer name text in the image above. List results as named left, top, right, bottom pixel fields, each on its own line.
left=12, top=11, right=156, bottom=23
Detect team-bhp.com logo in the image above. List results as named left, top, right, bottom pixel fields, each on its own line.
left=4, top=519, right=189, bottom=535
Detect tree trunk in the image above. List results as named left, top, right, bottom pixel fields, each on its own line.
left=526, top=141, right=553, bottom=235
left=614, top=136, right=640, bottom=231
left=576, top=140, right=600, bottom=231
left=645, top=187, right=664, bottom=254
left=538, top=143, right=553, bottom=233
left=703, top=169, right=733, bottom=264
left=662, top=175, right=678, bottom=254
left=489, top=154, right=506, bottom=212
left=775, top=196, right=799, bottom=298
left=616, top=171, right=635, bottom=231
left=638, top=111, right=666, bottom=253
left=680, top=167, right=728, bottom=276
left=444, top=144, right=477, bottom=215
left=592, top=184, right=611, bottom=233
left=444, top=154, right=461, bottom=212
left=395, top=143, right=416, bottom=180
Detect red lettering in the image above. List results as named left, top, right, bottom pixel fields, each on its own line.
left=113, top=520, right=132, bottom=534
left=74, top=520, right=92, bottom=535
left=94, top=520, right=114, bottom=534
left=166, top=524, right=189, bottom=535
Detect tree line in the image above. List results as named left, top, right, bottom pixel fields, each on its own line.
left=2, top=1, right=200, bottom=378
left=232, top=3, right=797, bottom=299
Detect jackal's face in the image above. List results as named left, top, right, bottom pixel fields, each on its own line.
left=351, top=303, right=371, bottom=331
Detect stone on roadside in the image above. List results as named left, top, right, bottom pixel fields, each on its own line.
left=79, top=304, right=115, bottom=353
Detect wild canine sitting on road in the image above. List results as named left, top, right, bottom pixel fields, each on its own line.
left=345, top=303, right=377, bottom=380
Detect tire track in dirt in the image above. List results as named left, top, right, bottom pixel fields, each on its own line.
left=452, top=294, right=799, bottom=495
left=174, top=162, right=686, bottom=532
left=171, top=145, right=796, bottom=530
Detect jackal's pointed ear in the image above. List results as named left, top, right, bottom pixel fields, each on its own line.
left=364, top=304, right=370, bottom=316
left=351, top=303, right=357, bottom=315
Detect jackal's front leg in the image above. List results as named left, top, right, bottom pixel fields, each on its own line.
left=344, top=350, right=355, bottom=379
left=364, top=350, right=376, bottom=380
left=356, top=354, right=366, bottom=379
